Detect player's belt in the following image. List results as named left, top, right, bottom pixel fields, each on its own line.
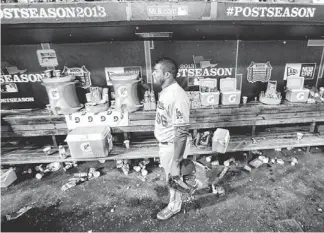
left=160, top=141, right=173, bottom=145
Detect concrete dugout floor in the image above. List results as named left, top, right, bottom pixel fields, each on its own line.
left=1, top=147, right=324, bottom=232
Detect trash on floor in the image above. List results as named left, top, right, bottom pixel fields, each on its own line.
left=212, top=184, right=225, bottom=196
left=276, top=159, right=285, bottom=165
left=258, top=155, right=269, bottom=164
left=133, top=166, right=141, bottom=172
left=63, top=162, right=77, bottom=171
left=224, top=157, right=235, bottom=167
left=61, top=168, right=101, bottom=191
left=116, top=160, right=130, bottom=175
left=291, top=157, right=298, bottom=166
left=249, top=158, right=264, bottom=168
left=6, top=206, right=33, bottom=221
left=1, top=167, right=17, bottom=188
left=243, top=165, right=252, bottom=172
left=35, top=162, right=62, bottom=179
left=211, top=160, right=220, bottom=167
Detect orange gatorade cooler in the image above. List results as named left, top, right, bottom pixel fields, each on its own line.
left=42, top=75, right=82, bottom=115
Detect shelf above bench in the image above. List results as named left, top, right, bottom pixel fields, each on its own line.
left=2, top=102, right=324, bottom=137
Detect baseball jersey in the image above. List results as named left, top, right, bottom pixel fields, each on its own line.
left=154, top=82, right=190, bottom=143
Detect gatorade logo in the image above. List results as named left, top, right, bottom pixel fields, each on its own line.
left=75, top=117, right=80, bottom=123
left=207, top=94, right=215, bottom=104
left=101, top=116, right=106, bottom=122
left=49, top=88, right=60, bottom=100
left=297, top=92, right=305, bottom=100
left=80, top=142, right=92, bottom=152
left=229, top=95, right=236, bottom=103
left=118, top=86, right=128, bottom=98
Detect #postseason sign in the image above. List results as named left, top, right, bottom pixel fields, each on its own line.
left=217, top=3, right=324, bottom=22
left=62, top=66, right=91, bottom=89
left=283, top=63, right=316, bottom=80
left=247, top=61, right=272, bottom=83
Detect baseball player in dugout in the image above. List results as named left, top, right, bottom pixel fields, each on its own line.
left=152, top=57, right=191, bottom=220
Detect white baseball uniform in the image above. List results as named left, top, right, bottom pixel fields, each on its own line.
left=154, top=82, right=191, bottom=178
left=154, top=82, right=191, bottom=212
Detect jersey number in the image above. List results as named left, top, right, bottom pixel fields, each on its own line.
left=156, top=112, right=168, bottom=127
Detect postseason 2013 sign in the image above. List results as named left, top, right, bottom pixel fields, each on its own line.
left=1, top=2, right=324, bottom=24
left=0, top=2, right=127, bottom=24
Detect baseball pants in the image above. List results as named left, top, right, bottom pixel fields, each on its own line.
left=158, top=139, right=190, bottom=211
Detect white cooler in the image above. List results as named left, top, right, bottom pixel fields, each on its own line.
left=66, top=126, right=112, bottom=158
left=200, top=92, right=220, bottom=106
left=220, top=78, right=241, bottom=105
left=199, top=78, right=220, bottom=107
left=285, top=77, right=309, bottom=103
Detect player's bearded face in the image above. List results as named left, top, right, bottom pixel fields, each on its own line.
left=152, top=64, right=166, bottom=86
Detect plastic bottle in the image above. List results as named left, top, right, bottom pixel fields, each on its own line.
left=59, top=145, right=67, bottom=159
left=61, top=181, right=77, bottom=191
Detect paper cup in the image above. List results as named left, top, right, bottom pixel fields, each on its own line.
left=242, top=96, right=248, bottom=104
left=86, top=93, right=92, bottom=102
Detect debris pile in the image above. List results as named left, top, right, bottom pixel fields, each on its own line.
left=35, top=162, right=62, bottom=179
left=61, top=167, right=101, bottom=191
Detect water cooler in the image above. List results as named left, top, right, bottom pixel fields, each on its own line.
left=110, top=74, right=141, bottom=113
left=42, top=75, right=82, bottom=115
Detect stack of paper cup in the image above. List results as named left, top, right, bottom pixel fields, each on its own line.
left=102, top=88, right=109, bottom=103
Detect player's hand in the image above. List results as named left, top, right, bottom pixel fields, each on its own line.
left=168, top=175, right=192, bottom=193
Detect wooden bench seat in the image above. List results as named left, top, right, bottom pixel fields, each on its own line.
left=2, top=130, right=323, bottom=165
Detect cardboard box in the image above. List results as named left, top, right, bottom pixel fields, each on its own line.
left=66, top=126, right=112, bottom=158
left=220, top=78, right=241, bottom=105
left=285, top=77, right=309, bottom=103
